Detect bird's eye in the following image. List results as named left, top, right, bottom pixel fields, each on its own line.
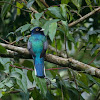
left=36, top=28, right=39, bottom=31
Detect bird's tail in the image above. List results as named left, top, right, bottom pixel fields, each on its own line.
left=34, top=57, right=45, bottom=78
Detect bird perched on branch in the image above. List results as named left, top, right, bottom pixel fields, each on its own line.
left=27, top=27, right=48, bottom=78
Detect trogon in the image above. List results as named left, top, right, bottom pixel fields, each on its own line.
left=27, top=27, right=48, bottom=78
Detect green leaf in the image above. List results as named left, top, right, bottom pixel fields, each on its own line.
left=0, top=58, right=10, bottom=73
left=85, top=0, right=93, bottom=11
left=31, top=19, right=40, bottom=27
left=21, top=24, right=31, bottom=33
left=23, top=36, right=28, bottom=42
left=31, top=87, right=43, bottom=100
left=1, top=0, right=12, bottom=20
left=77, top=79, right=93, bottom=93
left=35, top=12, right=43, bottom=20
left=0, top=45, right=7, bottom=54
left=21, top=60, right=34, bottom=68
left=27, top=0, right=35, bottom=8
left=6, top=32, right=14, bottom=37
left=71, top=0, right=82, bottom=8
left=16, top=2, right=24, bottom=15
left=11, top=68, right=27, bottom=93
left=17, top=79, right=27, bottom=93
left=0, top=78, right=13, bottom=89
left=0, top=91, right=3, bottom=98
left=60, top=4, right=67, bottom=19
left=67, top=34, right=75, bottom=43
left=77, top=73, right=88, bottom=86
left=0, top=82, right=4, bottom=88
left=48, top=7, right=62, bottom=19
left=61, top=20, right=68, bottom=29
left=68, top=40, right=72, bottom=50
left=16, top=36, right=23, bottom=42
left=78, top=26, right=87, bottom=31
left=20, top=91, right=29, bottom=100
left=67, top=69, right=72, bottom=81
left=61, top=20, right=69, bottom=34
left=91, top=44, right=100, bottom=55
left=10, top=71, right=21, bottom=80
left=0, top=62, right=4, bottom=70
left=42, top=19, right=59, bottom=35
left=49, top=22, right=57, bottom=41
left=11, top=7, right=17, bottom=21
left=87, top=30, right=97, bottom=35
left=87, top=74, right=100, bottom=86
left=35, top=0, right=45, bottom=9
left=95, top=29, right=100, bottom=33
left=27, top=70, right=34, bottom=82
left=15, top=27, right=21, bottom=32
left=61, top=0, right=70, bottom=4
left=68, top=87, right=85, bottom=100
left=5, top=80, right=13, bottom=88
left=32, top=71, right=47, bottom=97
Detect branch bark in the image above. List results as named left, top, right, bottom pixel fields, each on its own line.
left=0, top=43, right=100, bottom=78
left=68, top=7, right=100, bottom=27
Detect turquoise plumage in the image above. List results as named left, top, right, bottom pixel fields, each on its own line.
left=27, top=27, right=48, bottom=78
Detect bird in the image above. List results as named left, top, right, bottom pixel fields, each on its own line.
left=27, top=27, right=48, bottom=78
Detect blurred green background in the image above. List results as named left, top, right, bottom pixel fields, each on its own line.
left=0, top=0, right=100, bottom=100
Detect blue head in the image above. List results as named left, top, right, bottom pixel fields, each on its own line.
left=31, top=27, right=44, bottom=35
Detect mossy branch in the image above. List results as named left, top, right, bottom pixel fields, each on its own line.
left=0, top=43, right=100, bottom=78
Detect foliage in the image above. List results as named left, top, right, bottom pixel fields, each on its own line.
left=0, top=0, right=100, bottom=100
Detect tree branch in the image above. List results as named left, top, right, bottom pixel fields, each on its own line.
left=9, top=35, right=67, bottom=58
left=0, top=43, right=100, bottom=78
left=68, top=7, right=100, bottom=27
left=48, top=45, right=67, bottom=58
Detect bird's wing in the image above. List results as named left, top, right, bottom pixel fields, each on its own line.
left=27, top=40, right=36, bottom=57
left=40, top=40, right=48, bottom=58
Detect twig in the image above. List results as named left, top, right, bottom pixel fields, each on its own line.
left=81, top=6, right=100, bottom=10
left=10, top=65, right=33, bottom=71
left=9, top=87, right=34, bottom=93
left=10, top=64, right=68, bottom=71
left=88, top=52, right=100, bottom=65
left=70, top=10, right=82, bottom=18
left=0, top=37, right=10, bottom=44
left=10, top=35, right=30, bottom=45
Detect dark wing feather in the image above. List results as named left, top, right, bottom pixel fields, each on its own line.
left=27, top=40, right=36, bottom=57
left=40, top=40, right=48, bottom=58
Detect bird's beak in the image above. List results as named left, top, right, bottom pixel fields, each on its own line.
left=40, top=28, right=45, bottom=31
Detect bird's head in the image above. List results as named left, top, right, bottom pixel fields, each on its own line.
left=31, top=27, right=44, bottom=35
